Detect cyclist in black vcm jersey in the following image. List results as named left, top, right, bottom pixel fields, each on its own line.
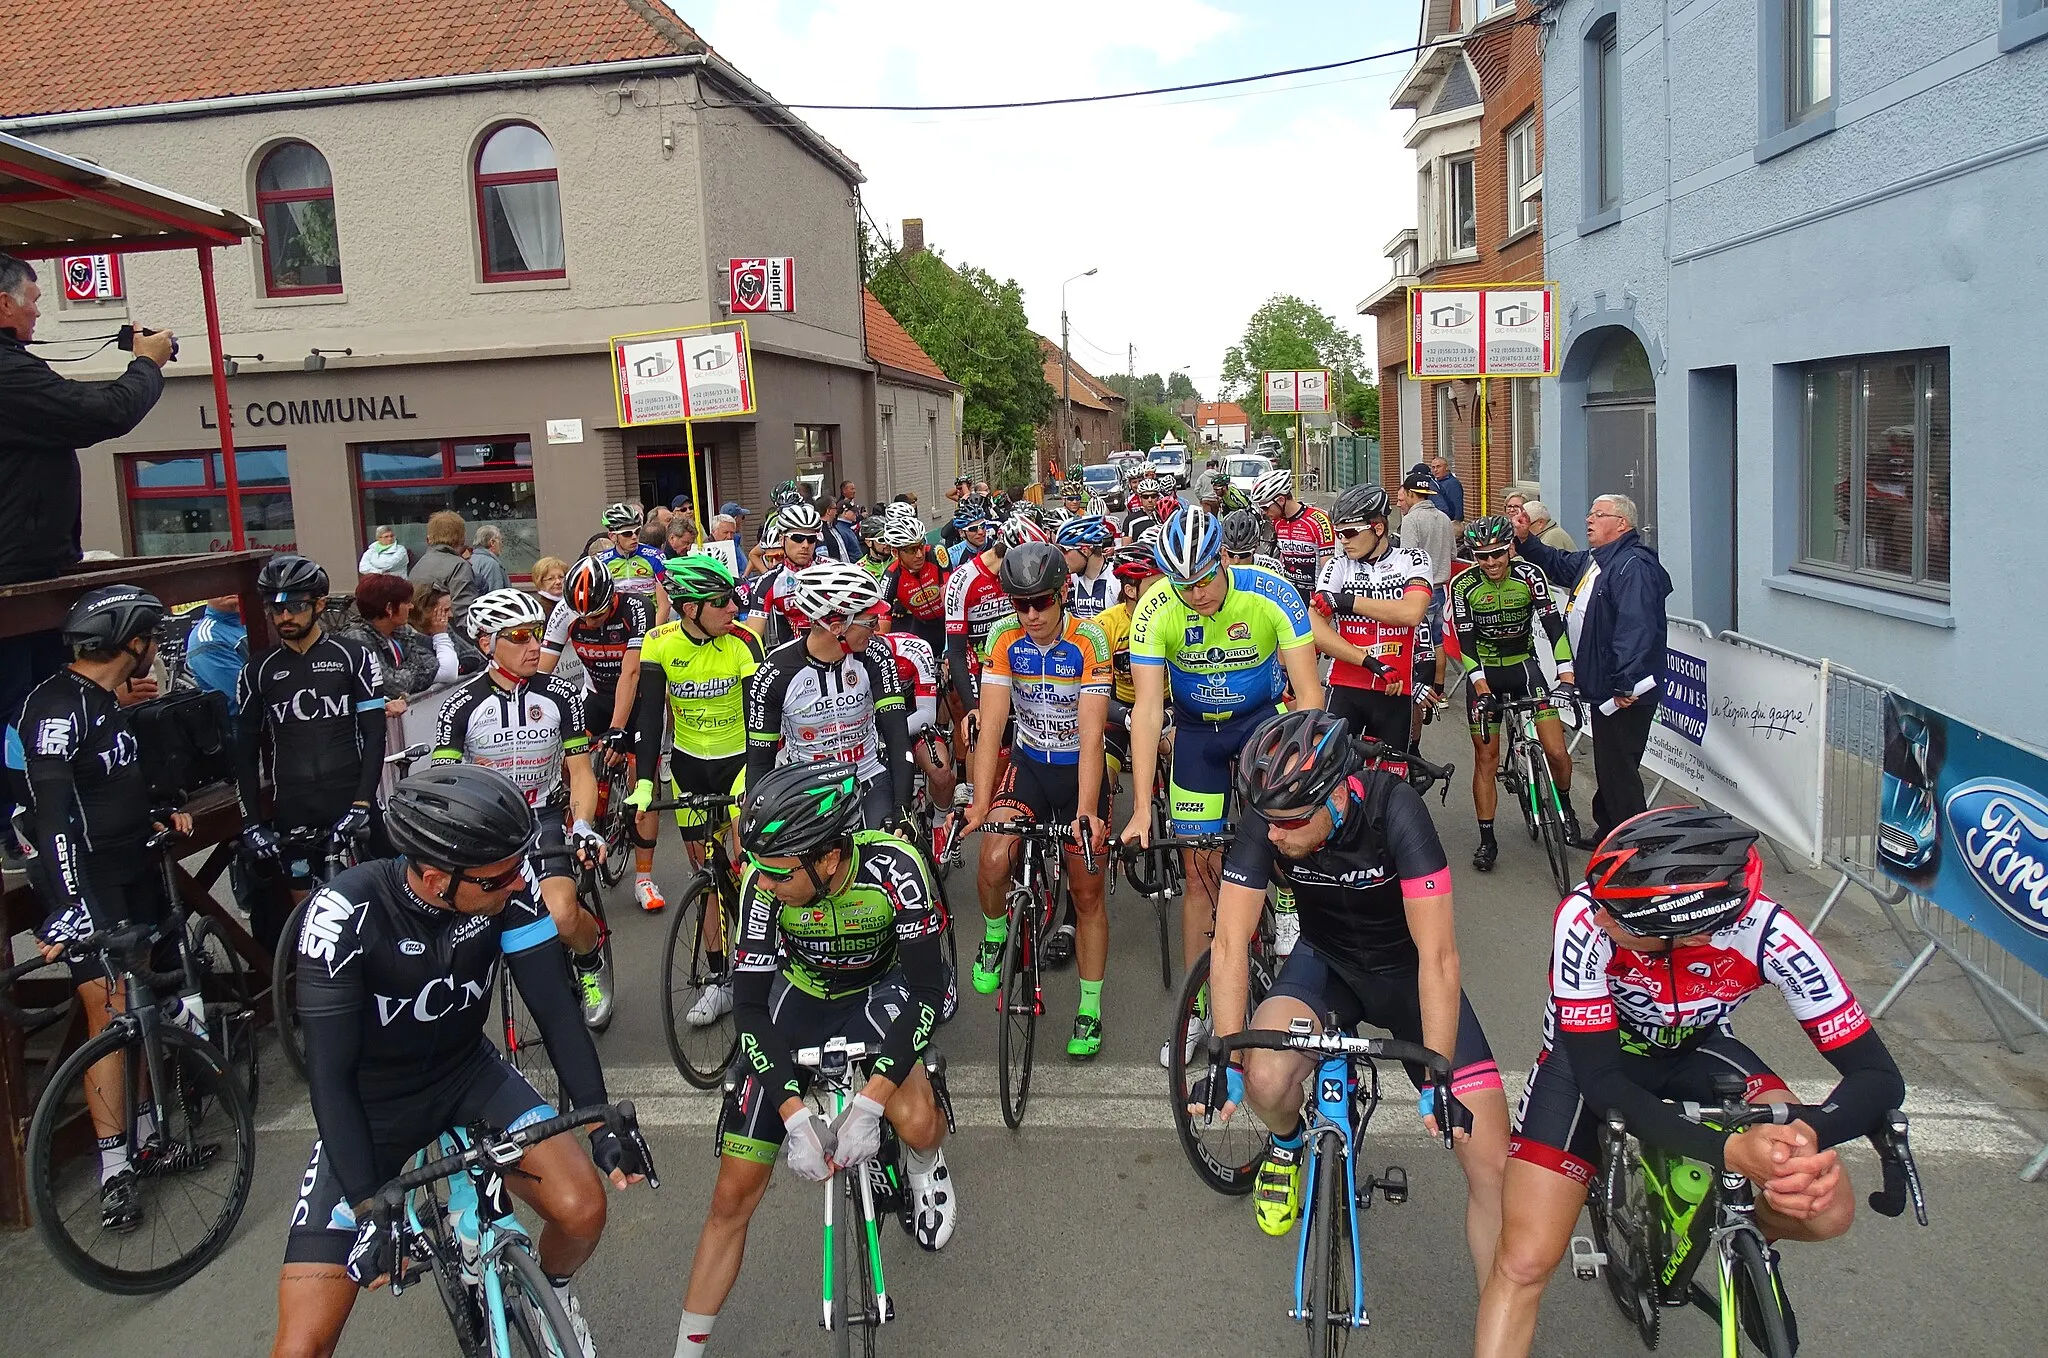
left=270, top=764, right=649, bottom=1358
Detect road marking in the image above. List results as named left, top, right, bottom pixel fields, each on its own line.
left=258, top=1061, right=2042, bottom=1156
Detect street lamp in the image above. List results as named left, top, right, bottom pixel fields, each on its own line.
left=1059, top=267, right=1097, bottom=481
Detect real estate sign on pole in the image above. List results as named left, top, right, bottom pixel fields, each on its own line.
left=1409, top=283, right=1557, bottom=379
left=1262, top=369, right=1332, bottom=414
left=610, top=320, right=758, bottom=426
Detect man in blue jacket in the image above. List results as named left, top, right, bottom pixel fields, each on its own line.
left=182, top=596, right=249, bottom=714
left=1513, top=493, right=1670, bottom=845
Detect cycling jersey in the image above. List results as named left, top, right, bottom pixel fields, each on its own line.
left=1270, top=503, right=1336, bottom=595
left=432, top=670, right=589, bottom=808
left=595, top=542, right=665, bottom=596
left=236, top=634, right=389, bottom=830
left=1447, top=559, right=1570, bottom=675
left=881, top=550, right=948, bottom=654
left=633, top=620, right=763, bottom=763
left=943, top=548, right=1010, bottom=707
left=1067, top=569, right=1115, bottom=619
left=876, top=630, right=941, bottom=736
left=1093, top=601, right=1136, bottom=706
left=982, top=611, right=1113, bottom=764
left=745, top=636, right=908, bottom=787
left=745, top=565, right=817, bottom=651
left=1318, top=546, right=1435, bottom=694
left=541, top=593, right=652, bottom=710
left=1128, top=566, right=1312, bottom=723
left=859, top=553, right=891, bottom=580
left=13, top=669, right=155, bottom=941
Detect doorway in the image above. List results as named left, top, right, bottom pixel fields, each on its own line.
left=638, top=444, right=718, bottom=526
left=1581, top=330, right=1658, bottom=545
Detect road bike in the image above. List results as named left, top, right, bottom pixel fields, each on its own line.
left=1489, top=691, right=1575, bottom=896
left=592, top=744, right=637, bottom=890
left=1118, top=748, right=1183, bottom=991
left=1572, top=1074, right=1928, bottom=1357
left=976, top=819, right=1095, bottom=1128
left=362, top=1101, right=658, bottom=1357
left=501, top=822, right=617, bottom=1111
left=1198, top=1022, right=1455, bottom=1354
left=654, top=791, right=744, bottom=1089
left=785, top=1038, right=955, bottom=1357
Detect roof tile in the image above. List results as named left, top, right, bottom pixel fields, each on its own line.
left=864, top=290, right=954, bottom=387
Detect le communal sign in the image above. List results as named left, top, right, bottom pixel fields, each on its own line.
left=1262, top=369, right=1332, bottom=415
left=1409, top=283, right=1556, bottom=379
left=729, top=257, right=795, bottom=313
left=611, top=320, right=758, bottom=427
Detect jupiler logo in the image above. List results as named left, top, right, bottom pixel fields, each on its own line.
left=1945, top=778, right=2048, bottom=939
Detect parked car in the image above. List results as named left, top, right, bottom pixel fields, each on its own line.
left=1251, top=435, right=1284, bottom=461
left=1225, top=453, right=1275, bottom=495
left=1147, top=440, right=1189, bottom=488
left=1079, top=461, right=1126, bottom=512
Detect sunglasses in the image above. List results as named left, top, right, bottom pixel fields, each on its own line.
left=265, top=598, right=317, bottom=615
left=454, top=861, right=527, bottom=892
left=1171, top=567, right=1222, bottom=595
left=819, top=613, right=878, bottom=633
left=492, top=626, right=543, bottom=646
left=1335, top=525, right=1373, bottom=540
left=677, top=591, right=736, bottom=610
left=1473, top=548, right=1512, bottom=562
left=748, top=851, right=824, bottom=881
left=1013, top=593, right=1061, bottom=614
left=786, top=533, right=822, bottom=545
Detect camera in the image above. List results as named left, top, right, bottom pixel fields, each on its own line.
left=116, top=324, right=179, bottom=362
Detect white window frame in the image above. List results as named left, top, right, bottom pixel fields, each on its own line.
left=1506, top=114, right=1540, bottom=236
left=1445, top=155, right=1478, bottom=258
left=1417, top=164, right=1435, bottom=266
left=1783, top=0, right=1834, bottom=126
left=1595, top=24, right=1621, bottom=212
left=1435, top=384, right=1458, bottom=463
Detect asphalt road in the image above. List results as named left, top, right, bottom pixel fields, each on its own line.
left=5, top=719, right=2047, bottom=1357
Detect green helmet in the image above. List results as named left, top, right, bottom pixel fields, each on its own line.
left=739, top=760, right=862, bottom=858
left=661, top=553, right=738, bottom=602
left=1462, top=515, right=1514, bottom=553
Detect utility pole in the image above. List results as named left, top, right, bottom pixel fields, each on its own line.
left=1059, top=267, right=1097, bottom=482
left=1128, top=342, right=1136, bottom=451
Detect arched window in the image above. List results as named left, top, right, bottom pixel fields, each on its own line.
left=256, top=142, right=342, bottom=295
left=475, top=123, right=565, bottom=281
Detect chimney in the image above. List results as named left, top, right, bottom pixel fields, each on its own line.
left=901, top=217, right=925, bottom=254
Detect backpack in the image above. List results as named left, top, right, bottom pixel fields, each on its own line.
left=127, top=687, right=235, bottom=801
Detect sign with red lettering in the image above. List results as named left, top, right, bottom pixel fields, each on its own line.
left=61, top=254, right=123, bottom=301
left=729, top=257, right=795, bottom=313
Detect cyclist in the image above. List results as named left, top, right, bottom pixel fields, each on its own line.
left=671, top=761, right=955, bottom=1358
left=272, top=763, right=647, bottom=1358
left=1208, top=470, right=1254, bottom=516
left=960, top=541, right=1116, bottom=1057
left=943, top=511, right=1033, bottom=771
left=744, top=564, right=913, bottom=830
left=856, top=513, right=892, bottom=579
left=1446, top=516, right=1584, bottom=869
left=233, top=554, right=389, bottom=950
left=1121, top=474, right=1167, bottom=542
left=1093, top=543, right=1160, bottom=784
left=594, top=502, right=671, bottom=624
left=1312, top=483, right=1434, bottom=750
left=745, top=501, right=829, bottom=649
left=877, top=514, right=948, bottom=659
left=1204, top=709, right=1506, bottom=1286
left=433, top=589, right=612, bottom=1027
left=1055, top=515, right=1117, bottom=619
left=1221, top=507, right=1286, bottom=577
left=1252, top=467, right=1336, bottom=598
left=945, top=496, right=997, bottom=568
left=540, top=557, right=662, bottom=910
left=1473, top=807, right=1906, bottom=1358
left=628, top=555, right=762, bottom=1029
left=1119, top=505, right=1325, bottom=1065
left=13, top=585, right=209, bottom=1231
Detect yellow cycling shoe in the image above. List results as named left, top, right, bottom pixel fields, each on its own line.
left=1253, top=1142, right=1304, bottom=1237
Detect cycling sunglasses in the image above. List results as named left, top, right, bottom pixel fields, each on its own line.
left=748, top=850, right=827, bottom=881
left=1171, top=566, right=1223, bottom=595
left=492, top=626, right=544, bottom=646
left=454, top=861, right=527, bottom=892
left=1264, top=798, right=1333, bottom=831
left=264, top=596, right=318, bottom=615
left=1472, top=547, right=1512, bottom=562
left=1335, top=525, right=1374, bottom=540
left=1013, top=593, right=1061, bottom=615
left=785, top=532, right=823, bottom=545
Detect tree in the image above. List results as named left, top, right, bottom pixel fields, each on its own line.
left=1342, top=381, right=1380, bottom=440
left=1218, top=294, right=1370, bottom=438
left=1129, top=403, right=1193, bottom=450
left=1165, top=371, right=1200, bottom=404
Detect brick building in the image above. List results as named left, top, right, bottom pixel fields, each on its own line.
left=1034, top=338, right=1126, bottom=472
left=1359, top=0, right=1546, bottom=518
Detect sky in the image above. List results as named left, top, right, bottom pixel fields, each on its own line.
left=696, top=0, right=1420, bottom=403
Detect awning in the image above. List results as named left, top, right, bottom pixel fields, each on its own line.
left=0, top=128, right=257, bottom=259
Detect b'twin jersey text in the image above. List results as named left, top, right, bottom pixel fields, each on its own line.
left=1318, top=548, right=1435, bottom=693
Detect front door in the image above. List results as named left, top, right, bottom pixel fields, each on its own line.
left=1585, top=401, right=1657, bottom=546
left=637, top=446, right=717, bottom=526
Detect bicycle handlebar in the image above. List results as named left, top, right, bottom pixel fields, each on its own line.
left=1200, top=1027, right=1456, bottom=1150
left=369, top=1101, right=657, bottom=1227
left=644, top=792, right=740, bottom=814
left=978, top=817, right=1099, bottom=874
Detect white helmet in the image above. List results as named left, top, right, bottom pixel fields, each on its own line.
left=791, top=562, right=885, bottom=621
left=998, top=514, right=1050, bottom=550
left=601, top=502, right=640, bottom=531
left=885, top=500, right=922, bottom=523
left=757, top=515, right=784, bottom=550
left=778, top=501, right=826, bottom=535
left=1250, top=468, right=1293, bottom=508
left=469, top=588, right=548, bottom=642
left=879, top=516, right=925, bottom=549
left=1084, top=495, right=1109, bottom=517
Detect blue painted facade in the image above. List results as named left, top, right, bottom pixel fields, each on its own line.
left=1538, top=0, right=2048, bottom=743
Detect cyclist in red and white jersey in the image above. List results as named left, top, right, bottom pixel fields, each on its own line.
left=944, top=511, right=1038, bottom=713
left=874, top=613, right=954, bottom=812
left=746, top=501, right=829, bottom=649
left=1312, top=482, right=1435, bottom=751
left=1250, top=468, right=1335, bottom=597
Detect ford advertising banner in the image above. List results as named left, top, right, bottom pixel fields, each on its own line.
left=1879, top=694, right=2048, bottom=977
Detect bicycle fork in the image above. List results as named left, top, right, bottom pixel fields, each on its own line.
left=821, top=1085, right=892, bottom=1333
left=1291, top=1057, right=1368, bottom=1330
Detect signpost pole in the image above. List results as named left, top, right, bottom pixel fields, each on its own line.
left=684, top=418, right=706, bottom=538
left=1295, top=411, right=1303, bottom=497
left=1477, top=376, right=1490, bottom=516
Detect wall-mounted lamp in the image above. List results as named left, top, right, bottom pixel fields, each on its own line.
left=221, top=353, right=264, bottom=377
left=305, top=347, right=352, bottom=372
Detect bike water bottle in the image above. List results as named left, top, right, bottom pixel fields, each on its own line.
left=170, top=981, right=211, bottom=1043
left=1668, top=1161, right=1712, bottom=1208
left=445, top=1172, right=483, bottom=1282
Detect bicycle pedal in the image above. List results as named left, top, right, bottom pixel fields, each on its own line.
left=1570, top=1235, right=1606, bottom=1279
left=1377, top=1166, right=1408, bottom=1203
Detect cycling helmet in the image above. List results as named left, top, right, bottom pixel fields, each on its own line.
left=998, top=513, right=1050, bottom=550
left=561, top=556, right=616, bottom=617
left=772, top=479, right=808, bottom=509
left=468, top=588, right=548, bottom=642
left=739, top=759, right=863, bottom=859
left=1085, top=495, right=1110, bottom=517
left=1234, top=709, right=1360, bottom=817
left=757, top=516, right=784, bottom=551
left=1155, top=504, right=1223, bottom=584
left=62, top=584, right=165, bottom=655
left=1250, top=468, right=1294, bottom=508
left=1220, top=508, right=1265, bottom=556
left=879, top=516, right=925, bottom=549
left=257, top=552, right=329, bottom=601
left=885, top=499, right=922, bottom=523
left=953, top=497, right=996, bottom=530
left=1463, top=515, right=1514, bottom=553
left=1061, top=475, right=1086, bottom=501
left=790, top=562, right=885, bottom=621
left=1054, top=515, right=1114, bottom=551
left=859, top=514, right=887, bottom=543
left=1584, top=807, right=1763, bottom=938
left=1112, top=543, right=1161, bottom=586
left=1134, top=475, right=1162, bottom=497
left=385, top=764, right=536, bottom=872
left=1136, top=524, right=1163, bottom=551
left=1332, top=482, right=1392, bottom=526
left=601, top=503, right=640, bottom=532
left=998, top=541, right=1070, bottom=598
left=661, top=553, right=739, bottom=603
left=778, top=501, right=825, bottom=535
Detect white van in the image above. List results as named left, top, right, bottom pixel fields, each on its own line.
left=1146, top=439, right=1189, bottom=487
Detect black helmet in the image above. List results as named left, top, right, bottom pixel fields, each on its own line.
left=1333, top=483, right=1391, bottom=526
left=997, top=541, right=1070, bottom=598
left=62, top=584, right=165, bottom=655
left=1584, top=806, right=1762, bottom=938
left=1462, top=515, right=1514, bottom=553
left=1220, top=508, right=1265, bottom=556
left=257, top=552, right=329, bottom=601
left=739, top=760, right=863, bottom=859
left=1234, top=709, right=1360, bottom=817
left=384, top=764, right=536, bottom=871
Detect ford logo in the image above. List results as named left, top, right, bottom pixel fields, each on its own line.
left=1943, top=778, right=2048, bottom=939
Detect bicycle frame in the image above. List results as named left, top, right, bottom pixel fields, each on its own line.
left=802, top=1039, right=892, bottom=1337
left=406, top=1127, right=534, bottom=1356
left=1293, top=1053, right=1369, bottom=1329
left=1497, top=699, right=1559, bottom=822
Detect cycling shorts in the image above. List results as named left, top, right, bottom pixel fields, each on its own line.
left=1508, top=1030, right=1793, bottom=1187
left=44, top=860, right=171, bottom=985
left=990, top=755, right=1108, bottom=836
left=284, top=1049, right=553, bottom=1270
left=1466, top=659, right=1555, bottom=739
left=719, top=972, right=913, bottom=1165
left=855, top=773, right=896, bottom=831
left=1167, top=707, right=1274, bottom=834
left=1267, top=941, right=1503, bottom=1100
left=1326, top=687, right=1411, bottom=752
left=672, top=752, right=747, bottom=841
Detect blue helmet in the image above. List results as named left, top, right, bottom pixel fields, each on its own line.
left=952, top=497, right=996, bottom=530
left=1154, top=504, right=1222, bottom=584
left=1054, top=515, right=1115, bottom=551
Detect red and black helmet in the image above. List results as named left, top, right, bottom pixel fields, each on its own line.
left=562, top=556, right=615, bottom=618
left=1583, top=806, right=1762, bottom=938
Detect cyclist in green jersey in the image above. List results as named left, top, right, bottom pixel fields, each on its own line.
left=1446, top=516, right=1584, bottom=871
left=856, top=513, right=891, bottom=579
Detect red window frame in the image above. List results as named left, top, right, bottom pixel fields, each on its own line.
left=474, top=123, right=565, bottom=283
left=353, top=436, right=537, bottom=580
left=255, top=142, right=342, bottom=297
left=121, top=449, right=295, bottom=554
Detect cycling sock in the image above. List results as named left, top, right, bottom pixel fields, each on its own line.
left=1478, top=819, right=1495, bottom=840
left=674, top=1310, right=717, bottom=1358
left=1270, top=1119, right=1305, bottom=1152
left=572, top=945, right=605, bottom=971
left=982, top=914, right=1009, bottom=944
left=97, top=1133, right=129, bottom=1182
left=903, top=1143, right=940, bottom=1175
left=1077, top=978, right=1103, bottom=1018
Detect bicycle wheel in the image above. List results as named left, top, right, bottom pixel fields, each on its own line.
left=1527, top=752, right=1574, bottom=897
left=498, top=1241, right=586, bottom=1357
left=996, top=888, right=1039, bottom=1129
left=1168, top=947, right=1274, bottom=1195
left=579, top=872, right=615, bottom=1035
left=1585, top=1138, right=1661, bottom=1348
left=500, top=966, right=563, bottom=1114
left=28, top=1022, right=255, bottom=1294
left=188, top=916, right=259, bottom=1105
left=835, top=1170, right=884, bottom=1358
left=598, top=766, right=634, bottom=889
left=1730, top=1231, right=1795, bottom=1358
left=1510, top=740, right=1539, bottom=840
left=661, top=870, right=739, bottom=1089
left=272, top=897, right=308, bottom=1081
left=1299, top=1137, right=1349, bottom=1356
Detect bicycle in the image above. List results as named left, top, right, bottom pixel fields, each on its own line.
left=1198, top=1023, right=1455, bottom=1353
left=1488, top=691, right=1575, bottom=895
left=3, top=870, right=258, bottom=1293
left=500, top=819, right=618, bottom=1111
left=653, top=791, right=744, bottom=1089
left=362, top=1100, right=659, bottom=1357
left=1571, top=1073, right=1928, bottom=1357
left=976, top=818, right=1096, bottom=1128
left=784, top=1037, right=956, bottom=1357
left=1117, top=748, right=1183, bottom=992
left=592, top=742, right=637, bottom=890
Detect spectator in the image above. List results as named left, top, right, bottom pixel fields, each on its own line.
left=1522, top=500, right=1578, bottom=551
left=719, top=501, right=750, bottom=537
left=470, top=524, right=511, bottom=593
left=182, top=595, right=248, bottom=715
left=408, top=510, right=479, bottom=629
left=1396, top=470, right=1456, bottom=685
left=839, top=478, right=860, bottom=504
left=636, top=519, right=668, bottom=558
left=358, top=524, right=411, bottom=577
left=708, top=514, right=738, bottom=543
left=1428, top=454, right=1466, bottom=523
left=404, top=584, right=485, bottom=693
left=645, top=504, right=672, bottom=535
left=1515, top=493, right=1670, bottom=844
left=666, top=517, right=699, bottom=558
left=828, top=497, right=863, bottom=563
left=529, top=557, right=584, bottom=691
